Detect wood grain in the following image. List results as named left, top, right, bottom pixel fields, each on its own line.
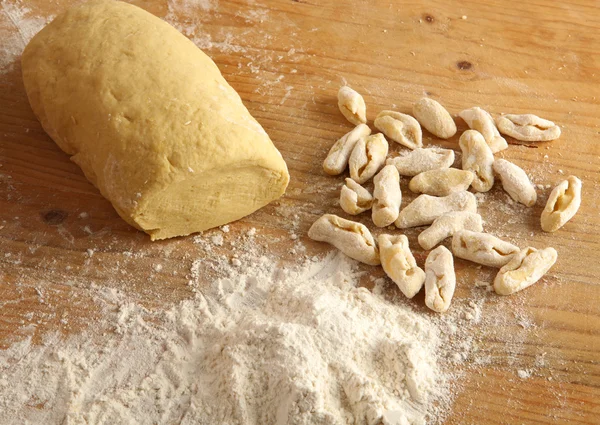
left=1, top=0, right=599, bottom=424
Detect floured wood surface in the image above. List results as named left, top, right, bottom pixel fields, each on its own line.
left=0, top=0, right=599, bottom=423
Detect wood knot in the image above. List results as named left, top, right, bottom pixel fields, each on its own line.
left=457, top=60, right=473, bottom=70
left=423, top=14, right=435, bottom=23
left=42, top=209, right=68, bottom=225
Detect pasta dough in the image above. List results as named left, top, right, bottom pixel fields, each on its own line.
left=21, top=0, right=289, bottom=240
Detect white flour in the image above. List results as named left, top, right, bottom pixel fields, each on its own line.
left=0, top=1, right=52, bottom=74
left=0, top=250, right=464, bottom=425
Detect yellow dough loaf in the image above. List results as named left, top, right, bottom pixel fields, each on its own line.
left=21, top=0, right=289, bottom=240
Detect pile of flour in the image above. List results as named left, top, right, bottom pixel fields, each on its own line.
left=0, top=250, right=462, bottom=425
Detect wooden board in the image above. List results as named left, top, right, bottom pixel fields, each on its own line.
left=1, top=0, right=599, bottom=423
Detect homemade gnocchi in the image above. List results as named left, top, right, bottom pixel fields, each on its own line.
left=340, top=178, right=373, bottom=215
left=493, top=159, right=537, bottom=207
left=494, top=247, right=558, bottom=295
left=496, top=114, right=561, bottom=142
left=418, top=211, right=483, bottom=251
left=338, top=86, right=367, bottom=125
left=413, top=98, right=457, bottom=139
left=452, top=230, right=520, bottom=268
left=378, top=234, right=426, bottom=298
left=372, top=165, right=402, bottom=227
left=323, top=124, right=372, bottom=175
left=395, top=191, right=477, bottom=229
left=318, top=88, right=573, bottom=306
left=459, top=107, right=508, bottom=153
left=541, top=176, right=582, bottom=232
left=408, top=168, right=474, bottom=197
left=425, top=246, right=456, bottom=313
left=308, top=214, right=380, bottom=265
left=349, top=133, right=389, bottom=184
left=459, top=129, right=495, bottom=192
left=386, top=148, right=455, bottom=177
left=374, top=110, right=423, bottom=150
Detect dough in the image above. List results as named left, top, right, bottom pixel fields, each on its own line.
left=21, top=0, right=289, bottom=240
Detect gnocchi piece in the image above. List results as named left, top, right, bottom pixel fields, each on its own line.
left=541, top=176, right=582, bottom=232
left=496, top=114, right=561, bottom=142
left=349, top=133, right=389, bottom=184
left=308, top=214, right=380, bottom=265
left=395, top=191, right=477, bottom=229
left=418, top=211, right=483, bottom=251
left=386, top=147, right=455, bottom=176
left=340, top=178, right=373, bottom=215
left=408, top=168, right=474, bottom=197
left=459, top=107, right=508, bottom=153
left=412, top=98, right=457, bottom=139
left=378, top=234, right=425, bottom=298
left=494, top=247, right=558, bottom=295
left=372, top=165, right=402, bottom=227
left=424, top=246, right=456, bottom=313
left=323, top=124, right=372, bottom=175
left=337, top=86, right=367, bottom=125
left=374, top=110, right=423, bottom=150
left=493, top=158, right=537, bottom=207
left=459, top=129, right=495, bottom=192
left=452, top=230, right=520, bottom=268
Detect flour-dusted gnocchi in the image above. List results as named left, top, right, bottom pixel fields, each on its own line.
left=372, top=165, right=402, bottom=227
left=340, top=178, right=373, bottom=215
left=323, top=124, right=372, bottom=175
left=425, top=246, right=456, bottom=313
left=338, top=86, right=367, bottom=125
left=541, top=176, right=582, bottom=232
left=374, top=110, right=422, bottom=150
left=395, top=191, right=477, bottom=229
left=452, top=230, right=520, bottom=268
left=418, top=211, right=483, bottom=251
left=321, top=91, right=569, bottom=305
left=459, top=129, right=495, bottom=192
left=459, top=107, right=508, bottom=153
left=308, top=214, right=380, bottom=265
left=378, top=234, right=426, bottom=298
left=413, top=98, right=457, bottom=139
left=494, top=247, right=558, bottom=295
left=493, top=158, right=537, bottom=207
left=386, top=147, right=455, bottom=177
left=408, top=168, right=474, bottom=197
left=496, top=114, right=561, bottom=142
left=349, top=133, right=389, bottom=184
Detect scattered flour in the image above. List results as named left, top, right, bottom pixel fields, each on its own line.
left=0, top=251, right=469, bottom=425
left=517, top=369, right=532, bottom=379
left=169, top=0, right=219, bottom=14
left=164, top=0, right=298, bottom=105
left=210, top=233, right=224, bottom=246
left=0, top=1, right=53, bottom=74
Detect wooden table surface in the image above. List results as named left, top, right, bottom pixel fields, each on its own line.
left=1, top=1, right=599, bottom=424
